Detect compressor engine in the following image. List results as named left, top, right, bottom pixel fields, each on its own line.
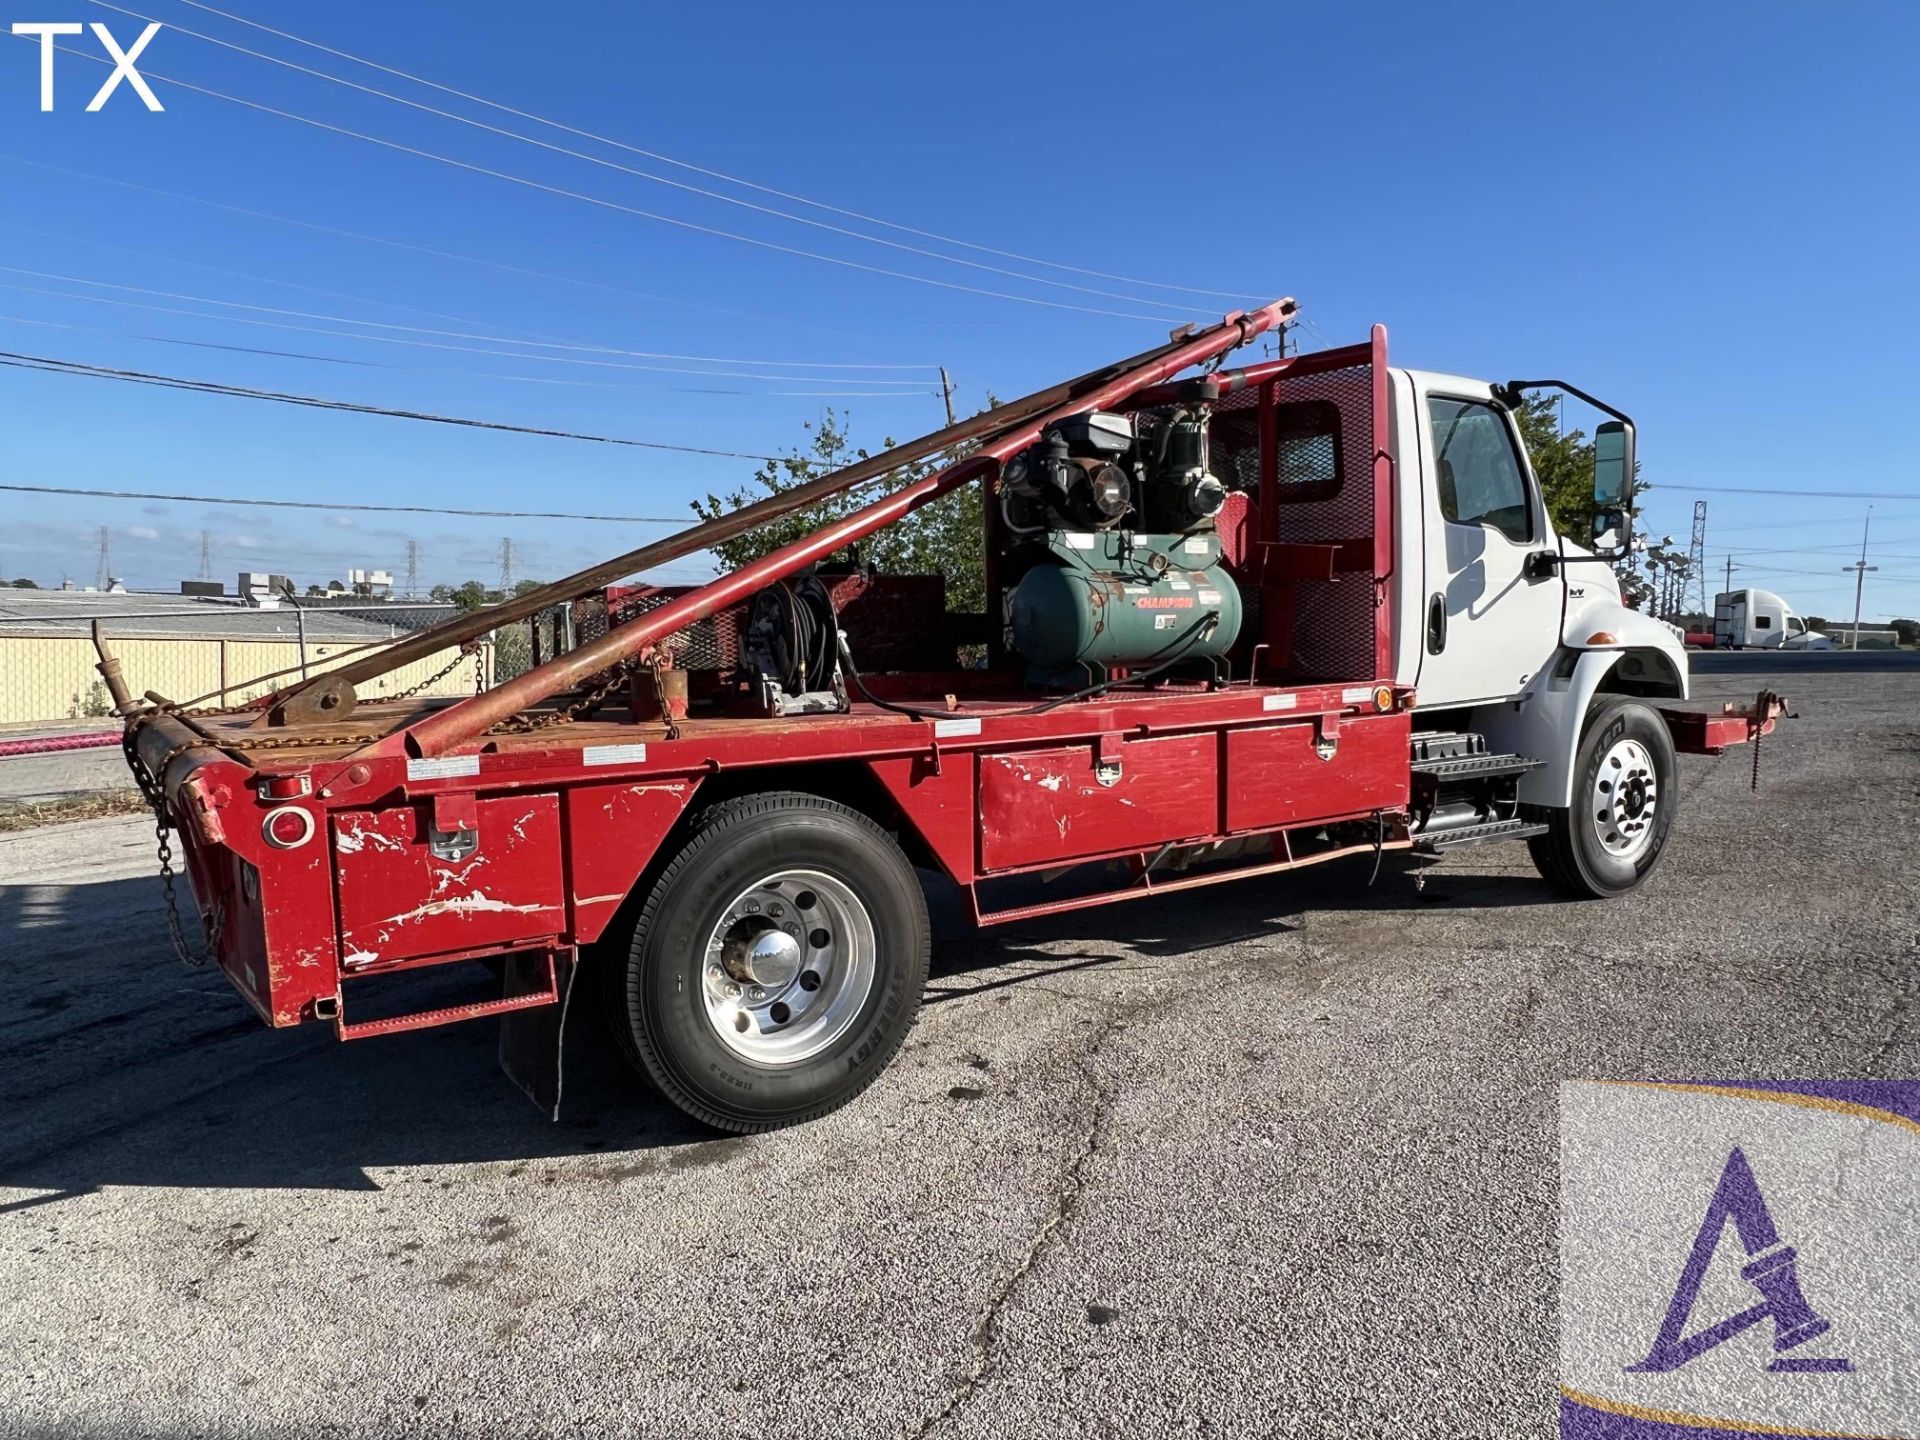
left=1000, top=405, right=1243, bottom=686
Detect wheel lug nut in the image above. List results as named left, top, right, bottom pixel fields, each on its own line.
left=769, top=903, right=784, bottom=918
left=744, top=900, right=760, bottom=914
left=724, top=982, right=741, bottom=999
left=750, top=986, right=766, bottom=1002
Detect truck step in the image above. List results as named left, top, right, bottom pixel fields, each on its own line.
left=1411, top=752, right=1546, bottom=782
left=1412, top=817, right=1549, bottom=854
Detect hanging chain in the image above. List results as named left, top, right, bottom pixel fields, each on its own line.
left=125, top=705, right=383, bottom=970
left=381, top=643, right=477, bottom=705
left=487, top=657, right=640, bottom=735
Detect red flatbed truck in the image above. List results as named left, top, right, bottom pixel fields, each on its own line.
left=103, top=301, right=1784, bottom=1132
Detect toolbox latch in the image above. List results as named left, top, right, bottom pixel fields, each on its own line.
left=429, top=792, right=480, bottom=861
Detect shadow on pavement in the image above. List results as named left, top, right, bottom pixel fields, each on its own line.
left=0, top=842, right=1567, bottom=1199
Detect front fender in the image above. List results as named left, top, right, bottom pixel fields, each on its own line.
left=1563, top=598, right=1690, bottom=690
left=1474, top=629, right=1689, bottom=814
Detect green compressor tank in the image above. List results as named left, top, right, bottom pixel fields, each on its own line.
left=1006, top=529, right=1243, bottom=685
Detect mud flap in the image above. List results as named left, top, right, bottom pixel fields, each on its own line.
left=498, top=948, right=580, bottom=1121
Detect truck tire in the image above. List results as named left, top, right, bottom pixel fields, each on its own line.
left=1527, top=697, right=1677, bottom=899
left=613, top=792, right=929, bottom=1132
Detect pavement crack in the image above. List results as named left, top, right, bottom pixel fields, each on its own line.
left=904, top=1021, right=1121, bottom=1440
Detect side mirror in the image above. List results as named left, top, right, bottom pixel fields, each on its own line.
left=1591, top=419, right=1634, bottom=557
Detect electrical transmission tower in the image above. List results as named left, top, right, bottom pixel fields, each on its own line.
left=198, top=529, right=213, bottom=581
left=498, top=538, right=514, bottom=594
left=405, top=539, right=420, bottom=599
left=96, top=526, right=110, bottom=589
left=1688, top=501, right=1708, bottom=617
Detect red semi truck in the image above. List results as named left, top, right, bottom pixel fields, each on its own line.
left=104, top=301, right=1783, bottom=1131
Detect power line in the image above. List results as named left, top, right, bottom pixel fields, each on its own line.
left=0, top=267, right=936, bottom=382
left=164, top=0, right=1253, bottom=304
left=0, top=309, right=934, bottom=399
left=34, top=37, right=1191, bottom=325
left=0, top=154, right=791, bottom=332
left=0, top=219, right=941, bottom=371
left=1, top=482, right=688, bottom=524
left=0, top=307, right=393, bottom=366
left=0, top=351, right=783, bottom=459
left=95, top=0, right=1204, bottom=315
left=1686, top=484, right=1920, bottom=501
left=0, top=217, right=553, bottom=346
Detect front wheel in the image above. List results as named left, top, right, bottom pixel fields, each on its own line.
left=614, top=792, right=930, bottom=1132
left=1528, top=697, right=1678, bottom=898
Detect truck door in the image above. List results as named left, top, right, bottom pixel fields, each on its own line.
left=1413, top=381, right=1565, bottom=707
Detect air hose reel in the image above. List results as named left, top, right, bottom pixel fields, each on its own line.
left=740, top=573, right=849, bottom=716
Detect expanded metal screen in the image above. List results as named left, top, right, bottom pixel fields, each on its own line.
left=1269, top=357, right=1379, bottom=683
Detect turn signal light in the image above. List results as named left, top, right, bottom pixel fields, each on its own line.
left=1585, top=631, right=1621, bottom=646
left=1373, top=685, right=1395, bottom=711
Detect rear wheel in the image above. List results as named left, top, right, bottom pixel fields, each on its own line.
left=614, top=792, right=929, bottom=1132
left=1528, top=697, right=1678, bottom=898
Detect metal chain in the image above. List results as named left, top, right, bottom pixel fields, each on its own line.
left=124, top=706, right=384, bottom=970
left=381, top=644, right=476, bottom=705
left=487, top=657, right=640, bottom=735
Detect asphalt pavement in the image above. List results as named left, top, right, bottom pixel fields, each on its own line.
left=1, top=660, right=1915, bottom=1438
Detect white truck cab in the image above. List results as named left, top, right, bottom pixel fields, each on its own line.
left=1389, top=368, right=1685, bottom=789
left=1715, top=587, right=1805, bottom=649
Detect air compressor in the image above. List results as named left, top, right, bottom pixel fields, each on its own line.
left=999, top=406, right=1243, bottom=686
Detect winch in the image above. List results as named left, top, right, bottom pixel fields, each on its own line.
left=999, top=406, right=1243, bottom=685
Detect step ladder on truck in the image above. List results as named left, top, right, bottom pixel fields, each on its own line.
left=98, top=299, right=1788, bottom=1132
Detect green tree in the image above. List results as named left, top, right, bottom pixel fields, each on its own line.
left=1891, top=617, right=1919, bottom=647
left=8, top=577, right=39, bottom=589
left=430, top=580, right=493, bottom=612
left=1511, top=394, right=1595, bottom=538
left=1510, top=394, right=1665, bottom=609
left=690, top=407, right=987, bottom=613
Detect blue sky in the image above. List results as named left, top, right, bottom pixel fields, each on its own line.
left=3, top=1, right=1917, bottom=619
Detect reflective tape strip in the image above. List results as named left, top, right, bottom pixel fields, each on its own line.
left=582, top=743, right=649, bottom=766
left=1262, top=694, right=1298, bottom=711
left=406, top=755, right=480, bottom=781
left=934, top=717, right=981, bottom=738
left=1341, top=686, right=1374, bottom=705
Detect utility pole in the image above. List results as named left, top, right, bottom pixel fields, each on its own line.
left=498, top=538, right=514, bottom=595
left=938, top=367, right=956, bottom=428
left=1688, top=501, right=1708, bottom=618
left=1842, top=506, right=1877, bottom=651
left=405, top=539, right=421, bottom=599
left=198, top=529, right=213, bottom=581
left=1725, top=554, right=1733, bottom=594
left=96, top=526, right=110, bottom=590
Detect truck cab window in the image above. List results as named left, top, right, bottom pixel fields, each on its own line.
left=1755, top=615, right=1772, bottom=629
left=1429, top=397, right=1532, bottom=543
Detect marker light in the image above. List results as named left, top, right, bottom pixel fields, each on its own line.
left=262, top=806, right=315, bottom=850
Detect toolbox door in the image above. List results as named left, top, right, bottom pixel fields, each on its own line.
left=978, top=733, right=1217, bottom=872
left=333, top=794, right=566, bottom=969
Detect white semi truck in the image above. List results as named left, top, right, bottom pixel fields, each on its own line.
left=1713, top=588, right=1823, bottom=649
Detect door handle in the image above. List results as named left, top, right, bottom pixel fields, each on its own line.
left=1427, top=593, right=1447, bottom=654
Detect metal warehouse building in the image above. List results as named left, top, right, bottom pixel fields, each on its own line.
left=0, top=592, right=491, bottom=726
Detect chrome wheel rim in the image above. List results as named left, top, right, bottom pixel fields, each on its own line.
left=1591, top=737, right=1659, bottom=860
left=700, top=869, right=875, bottom=1065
